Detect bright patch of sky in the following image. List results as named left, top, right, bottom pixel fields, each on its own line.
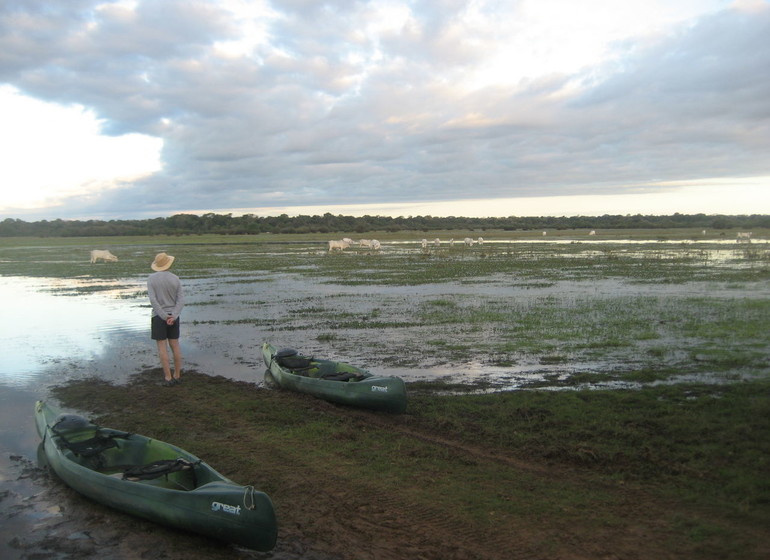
left=195, top=176, right=770, bottom=219
left=465, top=0, right=728, bottom=90
left=213, top=0, right=278, bottom=59
left=0, top=86, right=162, bottom=210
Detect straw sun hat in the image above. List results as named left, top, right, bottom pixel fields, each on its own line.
left=151, top=252, right=175, bottom=271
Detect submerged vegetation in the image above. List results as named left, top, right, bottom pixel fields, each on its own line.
left=4, top=229, right=768, bottom=558
left=1, top=231, right=768, bottom=387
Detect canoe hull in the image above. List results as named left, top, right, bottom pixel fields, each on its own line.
left=35, top=401, right=277, bottom=551
left=262, top=343, right=407, bottom=413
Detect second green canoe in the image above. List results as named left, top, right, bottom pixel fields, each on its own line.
left=262, top=342, right=407, bottom=413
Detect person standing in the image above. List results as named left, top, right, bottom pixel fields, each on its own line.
left=147, top=252, right=184, bottom=385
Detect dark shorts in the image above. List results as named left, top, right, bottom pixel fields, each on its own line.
left=151, top=315, right=180, bottom=341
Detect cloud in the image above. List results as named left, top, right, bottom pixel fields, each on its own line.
left=569, top=4, right=770, bottom=179
left=0, top=0, right=768, bottom=220
left=0, top=85, right=162, bottom=210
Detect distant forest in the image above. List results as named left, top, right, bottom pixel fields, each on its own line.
left=1, top=213, right=768, bottom=237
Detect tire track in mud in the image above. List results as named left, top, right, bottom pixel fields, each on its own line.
left=255, top=399, right=553, bottom=560
left=314, top=398, right=560, bottom=476
left=273, top=458, right=547, bottom=560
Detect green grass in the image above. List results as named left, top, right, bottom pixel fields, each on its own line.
left=2, top=233, right=769, bottom=286
left=51, top=372, right=770, bottom=559
left=409, top=381, right=770, bottom=514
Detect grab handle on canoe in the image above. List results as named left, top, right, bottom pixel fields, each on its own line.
left=244, top=485, right=257, bottom=510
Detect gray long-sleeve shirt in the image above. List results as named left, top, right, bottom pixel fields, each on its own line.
left=147, top=271, right=184, bottom=319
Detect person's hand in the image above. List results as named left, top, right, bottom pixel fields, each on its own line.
left=166, top=316, right=175, bottom=325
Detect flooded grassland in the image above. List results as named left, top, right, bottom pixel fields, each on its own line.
left=2, top=231, right=768, bottom=390
left=1, top=230, right=769, bottom=559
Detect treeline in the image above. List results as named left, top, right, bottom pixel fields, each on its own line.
left=1, top=212, right=768, bottom=237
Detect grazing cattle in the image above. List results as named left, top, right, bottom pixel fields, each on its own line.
left=342, top=238, right=353, bottom=244
left=421, top=239, right=428, bottom=249
left=464, top=237, right=474, bottom=246
left=589, top=230, right=596, bottom=236
left=737, top=232, right=753, bottom=243
left=433, top=238, right=441, bottom=247
left=90, top=250, right=118, bottom=263
left=328, top=239, right=351, bottom=252
left=371, top=240, right=381, bottom=250
left=359, top=239, right=373, bottom=248
left=477, top=237, right=484, bottom=245
left=542, top=231, right=547, bottom=236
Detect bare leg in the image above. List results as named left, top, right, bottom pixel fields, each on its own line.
left=169, top=338, right=183, bottom=380
left=156, top=340, right=173, bottom=381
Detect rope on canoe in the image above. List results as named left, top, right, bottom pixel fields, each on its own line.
left=243, top=485, right=257, bottom=510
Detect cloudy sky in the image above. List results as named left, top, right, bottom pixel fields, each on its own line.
left=1, top=0, right=769, bottom=221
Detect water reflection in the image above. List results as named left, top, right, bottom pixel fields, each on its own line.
left=0, top=276, right=147, bottom=385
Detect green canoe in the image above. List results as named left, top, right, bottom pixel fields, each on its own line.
left=261, top=342, right=407, bottom=413
left=34, top=401, right=277, bottom=551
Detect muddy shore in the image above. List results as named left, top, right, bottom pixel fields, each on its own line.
left=9, top=369, right=766, bottom=560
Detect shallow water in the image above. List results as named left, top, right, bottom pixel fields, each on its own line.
left=1, top=245, right=767, bottom=558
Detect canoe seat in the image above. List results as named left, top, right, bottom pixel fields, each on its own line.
left=55, top=430, right=132, bottom=458
left=122, top=458, right=200, bottom=486
left=320, top=372, right=363, bottom=382
left=315, top=361, right=365, bottom=382
left=277, top=356, right=315, bottom=371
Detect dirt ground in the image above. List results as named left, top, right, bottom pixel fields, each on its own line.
left=7, top=369, right=763, bottom=560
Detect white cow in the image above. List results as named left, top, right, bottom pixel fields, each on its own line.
left=328, top=239, right=351, bottom=252
left=359, top=239, right=373, bottom=248
left=421, top=239, right=428, bottom=249
left=371, top=239, right=381, bottom=250
left=433, top=238, right=441, bottom=247
left=463, top=237, right=474, bottom=246
left=589, top=230, right=596, bottom=236
left=477, top=236, right=484, bottom=245
left=449, top=238, right=454, bottom=246
left=737, top=232, right=753, bottom=242
left=542, top=231, right=547, bottom=236
left=90, top=250, right=118, bottom=263
left=342, top=238, right=354, bottom=245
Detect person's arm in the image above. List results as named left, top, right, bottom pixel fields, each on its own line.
left=147, top=278, right=167, bottom=318
left=168, top=279, right=184, bottom=320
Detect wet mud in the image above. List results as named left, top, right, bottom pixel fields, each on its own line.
left=11, top=370, right=768, bottom=560
left=1, top=453, right=335, bottom=560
